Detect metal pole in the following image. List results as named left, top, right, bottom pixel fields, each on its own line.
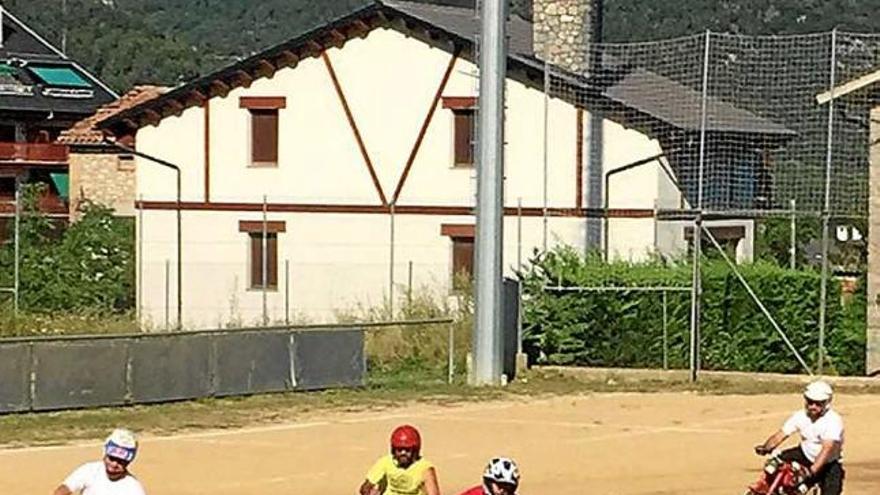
left=164, top=259, right=170, bottom=331
left=790, top=198, right=797, bottom=270
left=407, top=260, right=413, bottom=309
left=662, top=290, right=669, bottom=370
left=517, top=198, right=522, bottom=271
left=542, top=49, right=550, bottom=252
left=175, top=164, right=182, bottom=331
left=13, top=177, right=19, bottom=316
left=389, top=203, right=395, bottom=318
left=473, top=0, right=507, bottom=385
left=689, top=30, right=711, bottom=383
left=285, top=259, right=290, bottom=326
left=137, top=194, right=143, bottom=327
left=101, top=139, right=183, bottom=330
left=448, top=323, right=455, bottom=384
left=262, top=195, right=268, bottom=327
left=818, top=29, right=837, bottom=375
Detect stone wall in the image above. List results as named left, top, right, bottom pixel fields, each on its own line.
left=867, top=105, right=880, bottom=376
left=532, top=0, right=594, bottom=73
left=69, top=152, right=136, bottom=218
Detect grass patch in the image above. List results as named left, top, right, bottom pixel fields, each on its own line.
left=4, top=367, right=880, bottom=449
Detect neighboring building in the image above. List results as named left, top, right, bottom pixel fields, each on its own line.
left=101, top=0, right=792, bottom=328
left=59, top=86, right=166, bottom=217
left=0, top=6, right=116, bottom=226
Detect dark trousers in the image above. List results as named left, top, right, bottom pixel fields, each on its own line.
left=778, top=446, right=845, bottom=495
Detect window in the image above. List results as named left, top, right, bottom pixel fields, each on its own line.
left=452, top=236, right=475, bottom=288
left=249, top=233, right=278, bottom=289
left=250, top=109, right=279, bottom=166
left=443, top=97, right=477, bottom=167
left=239, top=220, right=286, bottom=290
left=452, top=109, right=475, bottom=167
left=441, top=224, right=475, bottom=290
left=240, top=97, right=286, bottom=167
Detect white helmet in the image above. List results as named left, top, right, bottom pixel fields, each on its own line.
left=104, top=428, right=138, bottom=463
left=804, top=381, right=833, bottom=403
left=483, top=457, right=520, bottom=493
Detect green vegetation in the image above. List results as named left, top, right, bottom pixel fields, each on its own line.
left=8, top=1, right=880, bottom=92
left=519, top=246, right=866, bottom=375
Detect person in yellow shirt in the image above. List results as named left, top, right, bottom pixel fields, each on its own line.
left=359, top=425, right=441, bottom=495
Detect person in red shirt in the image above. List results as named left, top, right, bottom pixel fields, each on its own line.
left=458, top=458, right=520, bottom=495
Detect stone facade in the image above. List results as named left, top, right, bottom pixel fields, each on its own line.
left=68, top=152, right=136, bottom=218
left=868, top=105, right=880, bottom=376
left=532, top=0, right=595, bottom=74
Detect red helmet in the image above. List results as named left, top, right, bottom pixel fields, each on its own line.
left=390, top=425, right=421, bottom=450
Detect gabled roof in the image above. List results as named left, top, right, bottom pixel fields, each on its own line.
left=58, top=86, right=167, bottom=146
left=0, top=6, right=117, bottom=116
left=100, top=0, right=793, bottom=140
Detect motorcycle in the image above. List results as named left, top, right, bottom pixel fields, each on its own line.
left=745, top=455, right=818, bottom=495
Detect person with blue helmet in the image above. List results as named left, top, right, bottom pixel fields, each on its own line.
left=53, top=428, right=145, bottom=495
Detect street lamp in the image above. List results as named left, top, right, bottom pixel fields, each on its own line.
left=102, top=138, right=182, bottom=330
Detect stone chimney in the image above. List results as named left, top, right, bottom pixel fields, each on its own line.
left=532, top=0, right=601, bottom=74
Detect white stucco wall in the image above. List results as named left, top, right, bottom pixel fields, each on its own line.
left=135, top=27, right=682, bottom=328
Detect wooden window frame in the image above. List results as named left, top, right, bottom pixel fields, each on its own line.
left=247, top=232, right=279, bottom=291
left=248, top=108, right=280, bottom=168
left=443, top=97, right=477, bottom=168
left=441, top=223, right=475, bottom=290
left=240, top=220, right=285, bottom=291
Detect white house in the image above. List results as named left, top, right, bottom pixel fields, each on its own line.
left=102, top=0, right=792, bottom=329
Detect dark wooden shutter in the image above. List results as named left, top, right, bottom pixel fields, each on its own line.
left=452, top=237, right=475, bottom=288
left=251, top=109, right=279, bottom=164
left=453, top=110, right=474, bottom=166
left=249, top=233, right=278, bottom=288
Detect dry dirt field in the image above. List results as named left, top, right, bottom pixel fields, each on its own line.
left=2, top=392, right=878, bottom=495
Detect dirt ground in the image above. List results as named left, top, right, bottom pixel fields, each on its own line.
left=1, top=392, right=878, bottom=495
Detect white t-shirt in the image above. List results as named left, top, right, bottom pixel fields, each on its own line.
left=62, top=461, right=146, bottom=495
left=782, top=408, right=844, bottom=463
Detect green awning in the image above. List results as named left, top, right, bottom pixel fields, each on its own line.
left=50, top=173, right=69, bottom=199
left=28, top=66, right=91, bottom=88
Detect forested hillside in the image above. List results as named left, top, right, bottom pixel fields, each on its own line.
left=6, top=0, right=880, bottom=91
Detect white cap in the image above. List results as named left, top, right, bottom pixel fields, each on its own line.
left=104, top=428, right=138, bottom=462
left=804, top=381, right=833, bottom=402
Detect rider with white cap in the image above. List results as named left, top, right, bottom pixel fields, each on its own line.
left=751, top=381, right=844, bottom=495
left=53, top=428, right=146, bottom=495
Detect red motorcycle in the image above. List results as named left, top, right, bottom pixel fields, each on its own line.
left=745, top=456, right=817, bottom=495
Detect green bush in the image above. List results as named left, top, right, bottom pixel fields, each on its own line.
left=520, top=246, right=865, bottom=375
left=0, top=184, right=135, bottom=315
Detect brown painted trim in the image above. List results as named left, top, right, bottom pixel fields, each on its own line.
left=392, top=50, right=461, bottom=204
left=576, top=109, right=584, bottom=209
left=441, top=96, right=477, bottom=109
left=239, top=220, right=287, bottom=233
left=136, top=200, right=655, bottom=219
left=239, top=96, right=287, bottom=109
left=440, top=223, right=475, bottom=238
left=322, top=52, right=388, bottom=206
left=203, top=100, right=211, bottom=202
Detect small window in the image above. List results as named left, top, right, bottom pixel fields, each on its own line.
left=453, top=109, right=475, bottom=167
left=250, top=109, right=279, bottom=167
left=249, top=232, right=278, bottom=289
left=451, top=236, right=475, bottom=289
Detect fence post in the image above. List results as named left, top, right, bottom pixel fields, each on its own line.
left=818, top=29, right=838, bottom=375
left=285, top=259, right=290, bottom=326
left=662, top=290, right=669, bottom=370
left=262, top=195, right=269, bottom=327
left=448, top=323, right=455, bottom=384
left=407, top=260, right=413, bottom=310
left=517, top=197, right=523, bottom=271
left=389, top=203, right=396, bottom=318
left=137, top=193, right=143, bottom=328
left=164, top=259, right=170, bottom=331
left=790, top=198, right=797, bottom=270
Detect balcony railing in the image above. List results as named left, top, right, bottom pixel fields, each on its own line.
left=0, top=142, right=69, bottom=164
